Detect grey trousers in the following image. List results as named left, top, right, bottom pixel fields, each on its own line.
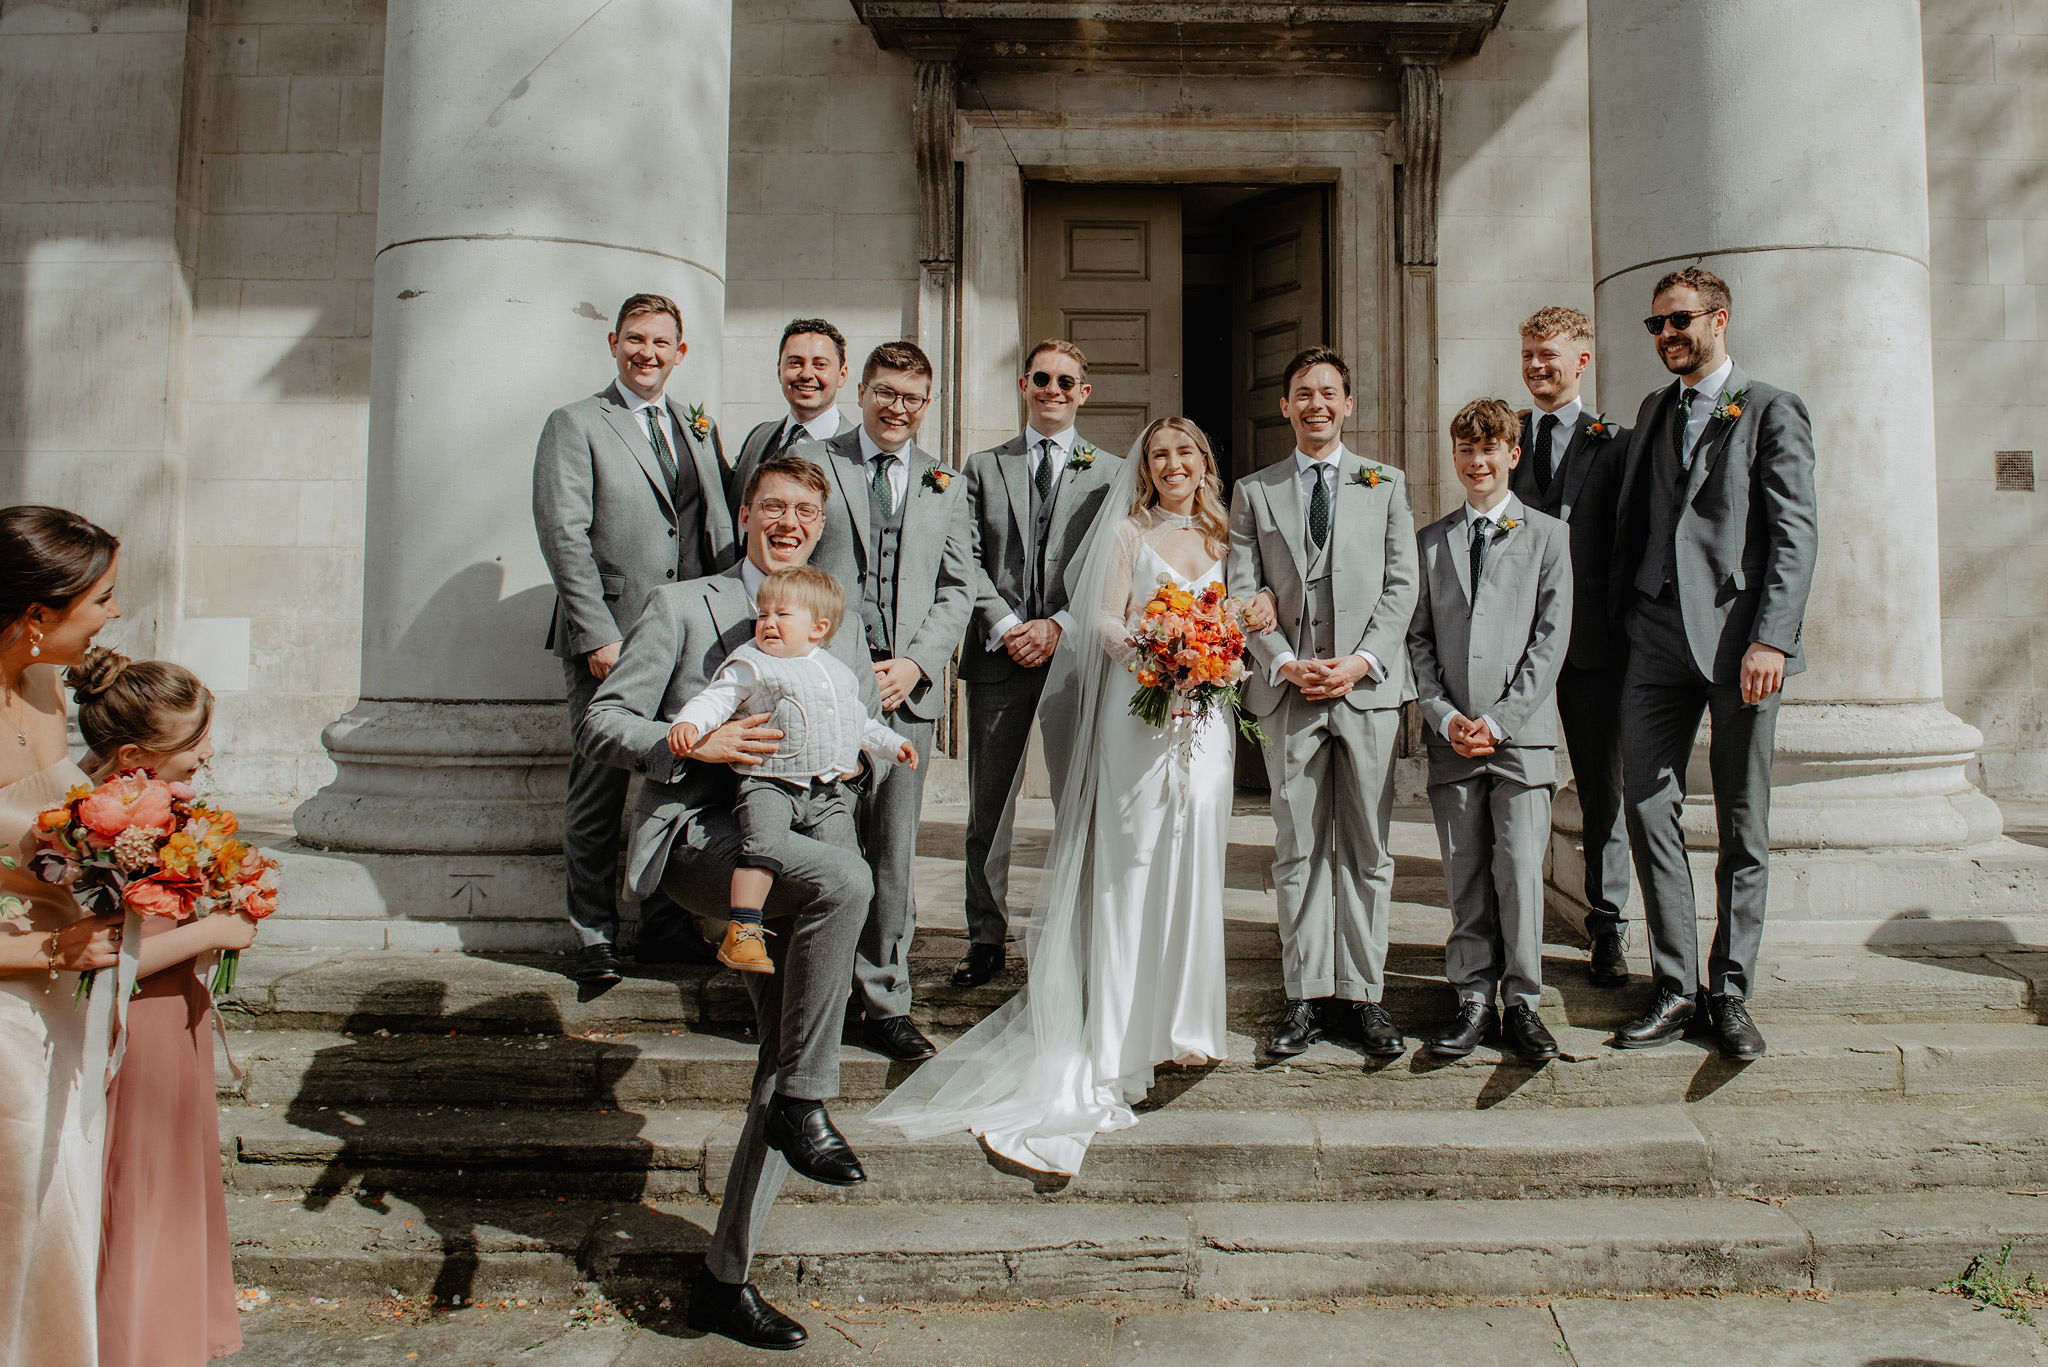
left=852, top=714, right=934, bottom=1021
left=962, top=670, right=1046, bottom=946
left=1557, top=662, right=1631, bottom=932
left=653, top=804, right=872, bottom=1284
left=562, top=658, right=679, bottom=948
left=1264, top=697, right=1401, bottom=1004
left=1428, top=769, right=1552, bottom=1012
left=736, top=774, right=854, bottom=876
left=1621, top=593, right=1780, bottom=1000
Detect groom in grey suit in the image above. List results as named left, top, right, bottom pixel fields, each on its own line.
left=773, top=341, right=974, bottom=1064
left=731, top=318, right=858, bottom=498
left=953, top=339, right=1118, bottom=987
left=1227, top=346, right=1420, bottom=1060
left=579, top=455, right=874, bottom=1351
left=533, top=292, right=737, bottom=984
left=1608, top=266, right=1818, bottom=1062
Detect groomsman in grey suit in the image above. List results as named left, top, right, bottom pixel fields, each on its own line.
left=731, top=318, right=858, bottom=495
left=953, top=338, right=1118, bottom=987
left=579, top=455, right=874, bottom=1351
left=1410, top=398, right=1573, bottom=1064
left=1608, top=266, right=1818, bottom=1061
left=785, top=341, right=974, bottom=1063
left=532, top=293, right=737, bottom=985
left=1227, top=346, right=1421, bottom=1060
left=1509, top=306, right=1635, bottom=988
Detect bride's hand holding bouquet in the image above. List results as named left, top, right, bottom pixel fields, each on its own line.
left=1125, top=575, right=1266, bottom=746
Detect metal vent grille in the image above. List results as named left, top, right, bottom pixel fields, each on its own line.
left=1995, top=450, right=2035, bottom=493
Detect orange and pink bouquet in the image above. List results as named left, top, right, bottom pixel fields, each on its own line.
left=28, top=771, right=279, bottom=999
left=1126, top=576, right=1265, bottom=745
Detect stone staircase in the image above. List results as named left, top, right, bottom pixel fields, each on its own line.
left=215, top=800, right=2048, bottom=1307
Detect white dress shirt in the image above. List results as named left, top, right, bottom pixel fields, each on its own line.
left=857, top=425, right=913, bottom=511
left=1440, top=488, right=1521, bottom=743
left=779, top=408, right=844, bottom=449
left=617, top=382, right=682, bottom=459
left=738, top=557, right=766, bottom=606
left=984, top=425, right=1081, bottom=652
left=1266, top=444, right=1386, bottom=686
left=1527, top=396, right=1581, bottom=480
left=1676, top=355, right=1735, bottom=461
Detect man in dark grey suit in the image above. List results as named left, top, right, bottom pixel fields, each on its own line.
left=1509, top=306, right=1634, bottom=987
left=778, top=341, right=974, bottom=1064
left=532, top=293, right=737, bottom=984
left=731, top=317, right=858, bottom=497
left=1608, top=266, right=1818, bottom=1061
left=579, top=455, right=873, bottom=1351
left=953, top=339, right=1118, bottom=987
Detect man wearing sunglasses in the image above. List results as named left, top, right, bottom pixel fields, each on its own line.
left=1608, top=266, right=1818, bottom=1062
left=791, top=341, right=975, bottom=1063
left=731, top=318, right=857, bottom=502
left=953, top=339, right=1119, bottom=988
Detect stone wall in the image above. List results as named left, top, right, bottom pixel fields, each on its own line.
left=1923, top=0, right=2048, bottom=798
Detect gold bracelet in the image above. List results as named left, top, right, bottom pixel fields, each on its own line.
left=44, top=930, right=59, bottom=980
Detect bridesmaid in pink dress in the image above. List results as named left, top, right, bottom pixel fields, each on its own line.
left=75, top=650, right=251, bottom=1367
left=0, top=505, right=127, bottom=1367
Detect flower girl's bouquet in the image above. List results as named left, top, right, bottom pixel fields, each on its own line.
left=1126, top=576, right=1266, bottom=747
left=25, top=771, right=278, bottom=1000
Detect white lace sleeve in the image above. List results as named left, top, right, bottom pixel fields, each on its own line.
left=1092, top=519, right=1149, bottom=664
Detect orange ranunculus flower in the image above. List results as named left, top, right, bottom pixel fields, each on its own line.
left=77, top=773, right=177, bottom=840
left=36, top=806, right=68, bottom=832
left=158, top=830, right=201, bottom=875
left=125, top=869, right=203, bottom=918
left=211, top=808, right=239, bottom=838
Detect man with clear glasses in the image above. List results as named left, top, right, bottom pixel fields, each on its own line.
left=953, top=339, right=1118, bottom=987
left=791, top=341, right=974, bottom=1063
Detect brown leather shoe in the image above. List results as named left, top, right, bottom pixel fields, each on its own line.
left=717, top=921, right=775, bottom=974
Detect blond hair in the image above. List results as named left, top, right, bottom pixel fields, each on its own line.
left=66, top=647, right=214, bottom=777
left=757, top=566, right=845, bottom=645
left=1519, top=306, right=1593, bottom=344
left=1130, top=418, right=1229, bottom=560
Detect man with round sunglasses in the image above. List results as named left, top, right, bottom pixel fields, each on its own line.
left=1608, top=266, right=1818, bottom=1062
left=953, top=339, right=1119, bottom=988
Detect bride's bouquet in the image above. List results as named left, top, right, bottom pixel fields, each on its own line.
left=25, top=771, right=279, bottom=1000
left=1126, top=575, right=1266, bottom=746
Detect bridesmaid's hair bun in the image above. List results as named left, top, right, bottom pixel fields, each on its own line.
left=71, top=653, right=214, bottom=764
left=66, top=646, right=131, bottom=698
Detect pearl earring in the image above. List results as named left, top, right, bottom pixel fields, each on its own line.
left=28, top=640, right=38, bottom=658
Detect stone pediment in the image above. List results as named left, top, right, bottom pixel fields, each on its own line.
left=848, top=1, right=1504, bottom=72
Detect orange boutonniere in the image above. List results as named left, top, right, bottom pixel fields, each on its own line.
left=1070, top=441, right=1098, bottom=471
left=1496, top=516, right=1519, bottom=534
left=1583, top=413, right=1613, bottom=439
left=1349, top=464, right=1390, bottom=489
left=685, top=403, right=712, bottom=441
left=921, top=465, right=952, bottom=494
left=1712, top=390, right=1746, bottom=424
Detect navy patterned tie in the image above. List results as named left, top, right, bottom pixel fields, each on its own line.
left=1034, top=438, right=1055, bottom=501
left=1469, top=516, right=1491, bottom=606
left=1308, top=465, right=1331, bottom=550
left=1536, top=413, right=1560, bottom=494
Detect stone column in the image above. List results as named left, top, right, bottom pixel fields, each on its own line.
left=295, top=3, right=730, bottom=899
left=1576, top=0, right=2034, bottom=946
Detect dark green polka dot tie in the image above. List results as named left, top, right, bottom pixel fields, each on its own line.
left=871, top=454, right=898, bottom=515
left=1309, top=465, right=1332, bottom=550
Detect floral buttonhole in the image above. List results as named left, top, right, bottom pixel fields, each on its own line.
left=1070, top=441, right=1097, bottom=471
left=921, top=465, right=953, bottom=494
left=685, top=404, right=712, bottom=440
left=1712, top=389, right=1746, bottom=424
left=1350, top=464, right=1390, bottom=489
left=1583, top=413, right=1613, bottom=439
left=1495, top=516, right=1519, bottom=534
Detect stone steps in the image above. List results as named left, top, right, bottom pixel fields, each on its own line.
left=226, top=1188, right=2048, bottom=1303
left=221, top=1099, right=2048, bottom=1205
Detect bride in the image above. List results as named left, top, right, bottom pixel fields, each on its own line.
left=870, top=417, right=1267, bottom=1175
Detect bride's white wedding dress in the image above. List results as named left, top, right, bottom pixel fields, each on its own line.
left=869, top=495, right=1233, bottom=1175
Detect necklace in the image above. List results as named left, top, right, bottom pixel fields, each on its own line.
left=1153, top=508, right=1198, bottom=529
left=1, top=689, right=27, bottom=748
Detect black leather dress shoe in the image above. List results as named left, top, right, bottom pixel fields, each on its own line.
left=1707, top=993, right=1767, bottom=1060
left=1608, top=988, right=1697, bottom=1049
left=573, top=942, right=622, bottom=985
left=1426, top=1000, right=1497, bottom=1057
left=763, top=1095, right=866, bottom=1186
left=863, top=1014, right=938, bottom=1062
left=1588, top=928, right=1629, bottom=987
left=1266, top=999, right=1325, bottom=1056
left=687, top=1269, right=806, bottom=1350
left=951, top=942, right=1006, bottom=987
left=1353, top=1000, right=1407, bottom=1058
left=1502, top=1003, right=1560, bottom=1063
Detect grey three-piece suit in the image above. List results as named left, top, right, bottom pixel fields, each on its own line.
left=1227, top=447, right=1420, bottom=1004
left=732, top=407, right=857, bottom=501
left=532, top=380, right=737, bottom=948
left=1409, top=502, right=1573, bottom=1012
left=1610, top=362, right=1818, bottom=1000
left=1510, top=407, right=1634, bottom=935
left=956, top=433, right=1118, bottom=947
left=577, top=562, right=877, bottom=1283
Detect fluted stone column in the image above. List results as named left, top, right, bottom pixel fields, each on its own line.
left=1572, top=0, right=2039, bottom=946
left=294, top=2, right=731, bottom=928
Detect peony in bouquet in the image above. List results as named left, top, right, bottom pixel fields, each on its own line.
left=1126, top=575, right=1265, bottom=746
left=28, top=770, right=279, bottom=1000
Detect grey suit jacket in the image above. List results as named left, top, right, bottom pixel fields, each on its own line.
left=1511, top=409, right=1630, bottom=671
left=533, top=381, right=737, bottom=659
left=1610, top=362, right=1819, bottom=684
left=1408, top=505, right=1573, bottom=781
left=791, top=429, right=975, bottom=723
left=1226, top=449, right=1421, bottom=717
left=733, top=407, right=858, bottom=505
left=577, top=563, right=877, bottom=898
left=958, top=433, right=1119, bottom=684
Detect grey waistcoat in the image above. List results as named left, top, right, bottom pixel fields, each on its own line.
left=1297, top=522, right=1337, bottom=659
left=864, top=476, right=906, bottom=656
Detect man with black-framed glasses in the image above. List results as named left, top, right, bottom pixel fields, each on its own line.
left=953, top=338, right=1119, bottom=987
left=1608, top=266, right=1818, bottom=1062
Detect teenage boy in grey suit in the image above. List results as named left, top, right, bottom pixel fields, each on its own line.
left=532, top=292, right=737, bottom=985
left=791, top=341, right=974, bottom=1064
left=1510, top=307, right=1635, bottom=988
left=732, top=318, right=858, bottom=497
left=1608, top=266, right=1818, bottom=1062
left=952, top=339, right=1118, bottom=988
left=578, top=455, right=871, bottom=1351
left=1410, top=398, right=1574, bottom=1064
left=1227, top=345, right=1421, bottom=1061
